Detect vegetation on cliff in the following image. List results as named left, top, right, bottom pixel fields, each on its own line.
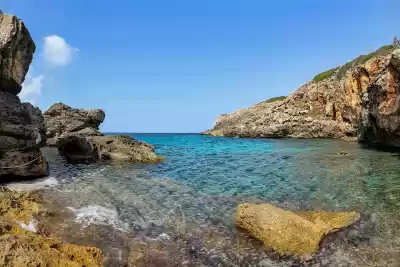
left=313, top=44, right=397, bottom=82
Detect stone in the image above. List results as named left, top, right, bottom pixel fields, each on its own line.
left=0, top=187, right=103, bottom=267
left=235, top=203, right=360, bottom=259
left=358, top=50, right=400, bottom=147
left=0, top=12, right=48, bottom=180
left=44, top=103, right=105, bottom=146
left=0, top=230, right=103, bottom=267
left=58, top=135, right=163, bottom=164
left=0, top=11, right=35, bottom=95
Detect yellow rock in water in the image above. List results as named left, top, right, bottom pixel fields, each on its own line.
left=235, top=203, right=360, bottom=258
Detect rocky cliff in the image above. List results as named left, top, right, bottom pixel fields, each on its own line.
left=0, top=11, right=48, bottom=179
left=203, top=45, right=400, bottom=147
left=44, top=103, right=105, bottom=146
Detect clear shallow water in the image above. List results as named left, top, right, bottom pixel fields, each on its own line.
left=15, top=134, right=400, bottom=266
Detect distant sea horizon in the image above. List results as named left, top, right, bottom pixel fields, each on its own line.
left=104, top=132, right=201, bottom=135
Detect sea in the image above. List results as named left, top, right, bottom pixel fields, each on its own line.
left=5, top=134, right=400, bottom=266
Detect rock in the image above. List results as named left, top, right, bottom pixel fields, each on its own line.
left=58, top=135, right=163, bottom=164
left=358, top=50, right=400, bottom=147
left=0, top=187, right=103, bottom=267
left=0, top=11, right=35, bottom=95
left=235, top=203, right=360, bottom=259
left=0, top=229, right=103, bottom=267
left=0, top=12, right=48, bottom=180
left=44, top=103, right=105, bottom=146
left=202, top=45, right=400, bottom=147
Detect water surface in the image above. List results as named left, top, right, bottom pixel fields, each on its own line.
left=12, top=134, right=400, bottom=266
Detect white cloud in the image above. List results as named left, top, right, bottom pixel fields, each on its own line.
left=19, top=74, right=44, bottom=104
left=43, top=35, right=78, bottom=66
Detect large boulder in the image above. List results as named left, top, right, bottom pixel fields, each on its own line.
left=58, top=135, right=163, bottom=164
left=235, top=203, right=360, bottom=259
left=44, top=103, right=105, bottom=146
left=0, top=11, right=35, bottom=95
left=358, top=49, right=400, bottom=147
left=0, top=11, right=48, bottom=180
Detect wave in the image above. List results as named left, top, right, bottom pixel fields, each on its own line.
left=6, top=176, right=59, bottom=191
left=67, top=205, right=128, bottom=231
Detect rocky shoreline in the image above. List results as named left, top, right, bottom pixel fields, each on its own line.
left=203, top=44, right=400, bottom=148
left=0, top=11, right=162, bottom=266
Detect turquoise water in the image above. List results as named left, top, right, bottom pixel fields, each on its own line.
left=22, top=135, right=400, bottom=266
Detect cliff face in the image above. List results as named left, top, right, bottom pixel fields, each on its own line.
left=0, top=11, right=49, bottom=179
left=203, top=46, right=400, bottom=146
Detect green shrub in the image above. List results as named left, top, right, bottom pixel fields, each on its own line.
left=336, top=45, right=395, bottom=79
left=265, top=96, right=286, bottom=103
left=257, top=96, right=286, bottom=105
left=313, top=67, right=339, bottom=82
left=313, top=45, right=396, bottom=82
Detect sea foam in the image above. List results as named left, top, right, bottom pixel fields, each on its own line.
left=6, top=176, right=59, bottom=192
left=67, top=205, right=128, bottom=231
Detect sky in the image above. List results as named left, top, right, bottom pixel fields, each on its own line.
left=2, top=0, right=400, bottom=133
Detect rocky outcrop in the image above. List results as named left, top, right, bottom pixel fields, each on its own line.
left=203, top=46, right=400, bottom=146
left=358, top=50, right=400, bottom=146
left=58, top=135, right=163, bottom=164
left=0, top=187, right=103, bottom=267
left=44, top=103, right=163, bottom=163
left=44, top=103, right=105, bottom=146
left=0, top=11, right=49, bottom=179
left=235, top=203, right=360, bottom=259
left=0, top=11, right=35, bottom=95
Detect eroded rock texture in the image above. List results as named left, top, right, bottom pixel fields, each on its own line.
left=358, top=50, right=400, bottom=146
left=0, top=11, right=48, bottom=179
left=0, top=187, right=103, bottom=267
left=58, top=135, right=163, bottom=164
left=235, top=203, right=360, bottom=259
left=44, top=103, right=105, bottom=146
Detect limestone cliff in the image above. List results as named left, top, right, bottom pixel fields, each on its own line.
left=0, top=11, right=49, bottom=179
left=203, top=45, right=400, bottom=147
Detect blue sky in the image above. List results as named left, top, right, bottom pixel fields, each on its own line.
left=2, top=0, right=399, bottom=132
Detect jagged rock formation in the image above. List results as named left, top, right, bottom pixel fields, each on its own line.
left=236, top=203, right=360, bottom=259
left=44, top=103, right=162, bottom=163
left=203, top=46, right=400, bottom=147
left=44, top=103, right=105, bottom=146
left=358, top=50, right=400, bottom=146
left=0, top=11, right=49, bottom=179
left=58, top=135, right=163, bottom=164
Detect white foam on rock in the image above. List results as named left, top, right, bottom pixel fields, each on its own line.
left=19, top=220, right=37, bottom=232
left=67, top=205, right=128, bottom=231
left=6, top=177, right=59, bottom=192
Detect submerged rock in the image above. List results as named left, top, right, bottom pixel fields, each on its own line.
left=0, top=11, right=49, bottom=180
left=235, top=203, right=360, bottom=259
left=58, top=135, right=163, bottom=163
left=44, top=103, right=105, bottom=146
